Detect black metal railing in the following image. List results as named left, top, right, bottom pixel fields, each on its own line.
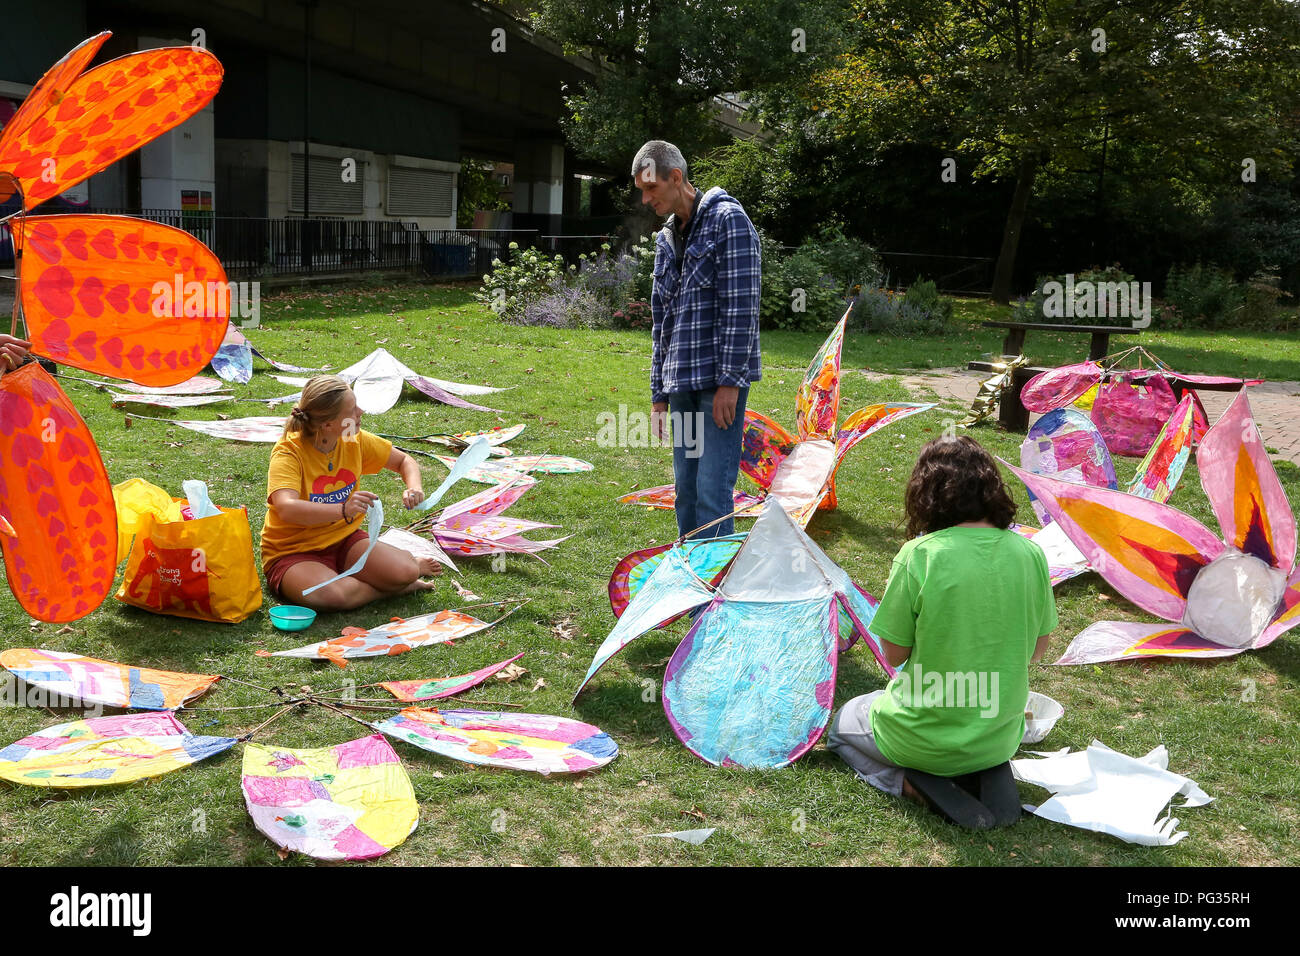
left=0, top=206, right=617, bottom=280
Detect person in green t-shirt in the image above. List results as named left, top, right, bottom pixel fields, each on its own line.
left=828, top=435, right=1057, bottom=825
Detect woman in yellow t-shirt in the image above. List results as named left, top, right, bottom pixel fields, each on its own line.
left=261, top=375, right=442, bottom=611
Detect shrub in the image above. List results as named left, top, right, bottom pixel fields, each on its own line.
left=1017, top=265, right=1145, bottom=326
left=612, top=299, right=651, bottom=330
left=475, top=242, right=566, bottom=322
left=758, top=226, right=882, bottom=332
left=1162, top=263, right=1242, bottom=329
left=512, top=279, right=610, bottom=329
left=851, top=283, right=949, bottom=337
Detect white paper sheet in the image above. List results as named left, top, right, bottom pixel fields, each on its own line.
left=1012, top=740, right=1212, bottom=845
left=302, top=499, right=384, bottom=596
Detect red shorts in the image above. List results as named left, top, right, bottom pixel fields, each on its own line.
left=265, top=528, right=370, bottom=600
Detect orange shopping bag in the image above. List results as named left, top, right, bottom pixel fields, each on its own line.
left=115, top=496, right=262, bottom=624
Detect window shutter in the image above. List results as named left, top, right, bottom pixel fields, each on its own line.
left=387, top=166, right=453, bottom=217
left=290, top=154, right=364, bottom=215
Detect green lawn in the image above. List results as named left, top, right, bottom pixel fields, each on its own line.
left=1, top=281, right=1296, bottom=866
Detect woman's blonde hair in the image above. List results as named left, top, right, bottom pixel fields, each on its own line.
left=283, top=375, right=352, bottom=439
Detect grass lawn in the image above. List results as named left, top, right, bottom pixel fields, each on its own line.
left=1, top=280, right=1296, bottom=866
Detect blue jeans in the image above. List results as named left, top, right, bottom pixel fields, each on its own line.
left=668, top=386, right=749, bottom=538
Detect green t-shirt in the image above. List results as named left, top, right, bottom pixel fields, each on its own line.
left=869, top=526, right=1057, bottom=776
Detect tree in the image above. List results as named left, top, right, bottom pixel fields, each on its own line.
left=457, top=159, right=509, bottom=229
left=790, top=0, right=1300, bottom=301
left=524, top=0, right=852, bottom=181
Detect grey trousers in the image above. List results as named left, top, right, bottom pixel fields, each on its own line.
left=827, top=691, right=905, bottom=797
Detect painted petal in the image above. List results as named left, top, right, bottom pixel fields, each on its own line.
left=608, top=535, right=744, bottom=618
left=1196, top=388, right=1296, bottom=572
left=796, top=311, right=847, bottom=440
left=575, top=548, right=715, bottom=700
left=662, top=595, right=837, bottom=769
left=1127, top=393, right=1196, bottom=503
left=440, top=474, right=535, bottom=521
left=0, top=33, right=110, bottom=159
left=1258, top=565, right=1300, bottom=648
left=740, top=411, right=797, bottom=490
left=834, top=401, right=935, bottom=464
left=1054, top=620, right=1248, bottom=665
left=1007, top=462, right=1223, bottom=622
left=0, top=366, right=117, bottom=622
left=407, top=375, right=497, bottom=412
left=0, top=46, right=223, bottom=207
left=22, top=216, right=228, bottom=386
left=1020, top=361, right=1103, bottom=412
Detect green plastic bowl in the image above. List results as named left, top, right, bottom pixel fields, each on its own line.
left=270, top=605, right=316, bottom=632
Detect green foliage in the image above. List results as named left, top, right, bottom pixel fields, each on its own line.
left=851, top=283, right=950, bottom=337
left=456, top=160, right=509, bottom=229
left=759, top=226, right=882, bottom=331
left=1160, top=265, right=1292, bottom=330
left=1012, top=266, right=1142, bottom=326
left=532, top=0, right=852, bottom=174
left=474, top=243, right=567, bottom=322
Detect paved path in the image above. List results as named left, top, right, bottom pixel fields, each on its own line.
left=863, top=366, right=1300, bottom=466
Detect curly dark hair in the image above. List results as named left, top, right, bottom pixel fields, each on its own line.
left=904, top=436, right=1017, bottom=537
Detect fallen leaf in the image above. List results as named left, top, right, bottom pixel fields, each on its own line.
left=551, top=615, right=578, bottom=641
left=276, top=847, right=290, bottom=860
left=530, top=678, right=547, bottom=693
left=493, top=663, right=529, bottom=683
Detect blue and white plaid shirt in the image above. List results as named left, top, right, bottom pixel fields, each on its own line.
left=650, top=187, right=762, bottom=403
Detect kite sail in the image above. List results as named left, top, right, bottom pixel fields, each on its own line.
left=608, top=533, right=744, bottom=618
left=0, top=364, right=117, bottom=622
left=1006, top=388, right=1299, bottom=664
left=395, top=474, right=569, bottom=560
left=126, top=414, right=287, bottom=442
left=582, top=505, right=890, bottom=768
left=379, top=424, right=526, bottom=458
left=241, top=734, right=419, bottom=862
left=379, top=653, right=525, bottom=702
left=65, top=373, right=227, bottom=395
left=0, top=648, right=218, bottom=711
left=0, top=34, right=230, bottom=620
left=374, top=709, right=618, bottom=774
left=617, top=485, right=764, bottom=514
left=274, top=347, right=500, bottom=413
left=258, top=607, right=503, bottom=668
left=0, top=712, right=236, bottom=787
left=431, top=453, right=593, bottom=485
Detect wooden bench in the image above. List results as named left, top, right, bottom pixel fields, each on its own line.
left=982, top=321, right=1140, bottom=361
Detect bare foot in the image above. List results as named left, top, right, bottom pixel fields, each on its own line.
left=901, top=778, right=929, bottom=808
left=400, top=577, right=439, bottom=594
left=416, top=557, right=443, bottom=577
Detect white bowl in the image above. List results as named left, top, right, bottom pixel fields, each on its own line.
left=1022, top=691, right=1064, bottom=745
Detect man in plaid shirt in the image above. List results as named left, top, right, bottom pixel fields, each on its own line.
left=633, top=140, right=762, bottom=538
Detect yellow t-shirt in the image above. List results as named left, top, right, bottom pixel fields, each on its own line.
left=260, top=428, right=394, bottom=572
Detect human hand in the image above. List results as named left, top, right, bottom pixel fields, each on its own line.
left=0, top=335, right=32, bottom=371
left=712, top=386, right=739, bottom=429
left=651, top=401, right=669, bottom=442
left=403, top=487, right=425, bottom=510
left=344, top=490, right=379, bottom=519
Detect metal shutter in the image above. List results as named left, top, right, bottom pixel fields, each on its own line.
left=290, top=154, right=364, bottom=215
left=387, top=166, right=453, bottom=217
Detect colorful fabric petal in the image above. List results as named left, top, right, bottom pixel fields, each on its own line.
left=1054, top=621, right=1247, bottom=665
left=1020, top=361, right=1104, bottom=412
left=0, top=364, right=117, bottom=622
left=0, top=45, right=223, bottom=207
left=0, top=712, right=235, bottom=787
left=1007, top=462, right=1223, bottom=622
left=375, top=709, right=618, bottom=774
left=796, top=312, right=847, bottom=440
left=241, top=734, right=417, bottom=861
left=608, top=534, right=744, bottom=618
left=1019, top=408, right=1117, bottom=525
left=0, top=648, right=218, bottom=711
left=380, top=653, right=525, bottom=702
left=1259, top=565, right=1300, bottom=648
left=739, top=411, right=798, bottom=491
left=577, top=547, right=716, bottom=700
left=662, top=594, right=838, bottom=769
left=1128, top=393, right=1196, bottom=503
left=1196, top=388, right=1296, bottom=572
left=262, top=609, right=496, bottom=668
